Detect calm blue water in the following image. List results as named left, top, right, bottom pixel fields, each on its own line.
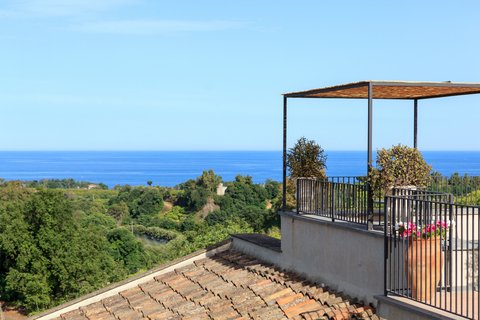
left=0, top=151, right=479, bottom=187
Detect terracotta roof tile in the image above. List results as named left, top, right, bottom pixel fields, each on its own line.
left=208, top=305, right=240, bottom=320
left=234, top=296, right=265, bottom=317
left=133, top=299, right=165, bottom=317
left=229, top=289, right=256, bottom=305
left=110, top=307, right=143, bottom=320
left=193, top=291, right=219, bottom=308
left=283, top=299, right=323, bottom=318
left=264, top=287, right=294, bottom=305
left=59, top=309, right=87, bottom=320
left=145, top=309, right=177, bottom=319
left=276, top=292, right=307, bottom=310
left=153, top=271, right=181, bottom=283
left=79, top=302, right=106, bottom=317
left=145, top=285, right=175, bottom=302
left=101, top=294, right=125, bottom=310
left=249, top=305, right=286, bottom=320
left=55, top=249, right=378, bottom=320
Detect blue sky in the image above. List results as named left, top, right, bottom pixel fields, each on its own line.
left=1, top=0, right=479, bottom=151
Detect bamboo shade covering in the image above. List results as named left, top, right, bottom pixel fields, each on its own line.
left=284, top=81, right=480, bottom=100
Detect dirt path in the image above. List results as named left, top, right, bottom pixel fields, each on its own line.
left=162, top=201, right=173, bottom=213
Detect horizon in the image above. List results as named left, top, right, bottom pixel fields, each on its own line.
left=1, top=149, right=480, bottom=187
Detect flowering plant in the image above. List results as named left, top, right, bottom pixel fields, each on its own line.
left=395, top=220, right=453, bottom=239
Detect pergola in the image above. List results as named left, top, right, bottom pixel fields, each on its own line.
left=282, top=80, right=480, bottom=229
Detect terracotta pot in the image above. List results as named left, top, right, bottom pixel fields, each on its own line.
left=404, top=236, right=443, bottom=301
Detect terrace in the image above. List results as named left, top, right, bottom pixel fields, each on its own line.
left=280, top=80, right=480, bottom=319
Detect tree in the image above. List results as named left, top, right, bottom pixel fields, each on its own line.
left=0, top=188, right=123, bottom=313
left=264, top=179, right=281, bottom=199
left=207, top=175, right=273, bottom=231
left=109, top=186, right=164, bottom=219
left=107, top=228, right=149, bottom=274
left=223, top=175, right=267, bottom=209
left=98, top=183, right=109, bottom=190
left=107, top=202, right=130, bottom=225
left=180, top=188, right=209, bottom=212
left=197, top=170, right=222, bottom=193
left=287, top=137, right=327, bottom=179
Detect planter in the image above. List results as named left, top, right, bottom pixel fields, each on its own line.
left=385, top=186, right=417, bottom=225
left=404, top=236, right=443, bottom=301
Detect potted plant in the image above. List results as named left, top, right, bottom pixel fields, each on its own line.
left=369, top=144, right=431, bottom=195
left=396, top=220, right=453, bottom=301
left=368, top=144, right=432, bottom=223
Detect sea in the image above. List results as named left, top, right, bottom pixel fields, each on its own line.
left=0, top=151, right=480, bottom=188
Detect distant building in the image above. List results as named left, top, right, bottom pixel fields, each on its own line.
left=216, top=183, right=227, bottom=196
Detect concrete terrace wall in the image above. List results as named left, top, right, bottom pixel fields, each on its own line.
left=279, top=212, right=384, bottom=305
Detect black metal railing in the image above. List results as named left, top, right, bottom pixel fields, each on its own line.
left=327, top=176, right=365, bottom=184
left=296, top=175, right=480, bottom=228
left=296, top=178, right=368, bottom=224
left=385, top=194, right=480, bottom=319
left=428, top=175, right=480, bottom=206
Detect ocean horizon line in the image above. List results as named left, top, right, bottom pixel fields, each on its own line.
left=1, top=150, right=479, bottom=187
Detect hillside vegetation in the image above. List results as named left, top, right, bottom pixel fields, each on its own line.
left=0, top=171, right=281, bottom=314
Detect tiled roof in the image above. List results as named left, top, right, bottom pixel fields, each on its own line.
left=52, top=250, right=380, bottom=320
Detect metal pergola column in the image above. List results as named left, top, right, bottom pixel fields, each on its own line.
left=367, top=83, right=374, bottom=230
left=414, top=99, right=418, bottom=148
left=282, top=96, right=287, bottom=211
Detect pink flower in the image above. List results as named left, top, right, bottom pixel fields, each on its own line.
left=397, top=219, right=451, bottom=239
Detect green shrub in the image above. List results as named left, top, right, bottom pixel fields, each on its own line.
left=369, top=144, right=431, bottom=194
left=109, top=186, right=164, bottom=218
left=132, top=225, right=178, bottom=241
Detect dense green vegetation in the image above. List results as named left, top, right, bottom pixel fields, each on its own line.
left=457, top=190, right=480, bottom=205
left=12, top=178, right=109, bottom=190
left=0, top=171, right=281, bottom=314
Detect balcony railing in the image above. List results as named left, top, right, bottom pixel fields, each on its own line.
left=296, top=175, right=480, bottom=227
left=384, top=194, right=480, bottom=319
left=428, top=175, right=480, bottom=206
left=296, top=177, right=368, bottom=225
left=295, top=176, right=480, bottom=318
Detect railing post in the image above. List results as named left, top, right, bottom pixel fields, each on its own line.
left=296, top=178, right=300, bottom=214
left=367, top=82, right=374, bottom=230
left=331, top=183, right=335, bottom=222
left=384, top=195, right=389, bottom=296
left=282, top=96, right=287, bottom=212
left=448, top=193, right=454, bottom=290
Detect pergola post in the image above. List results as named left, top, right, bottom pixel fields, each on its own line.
left=367, top=83, right=374, bottom=230
left=282, top=96, right=288, bottom=212
left=414, top=99, right=418, bottom=148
